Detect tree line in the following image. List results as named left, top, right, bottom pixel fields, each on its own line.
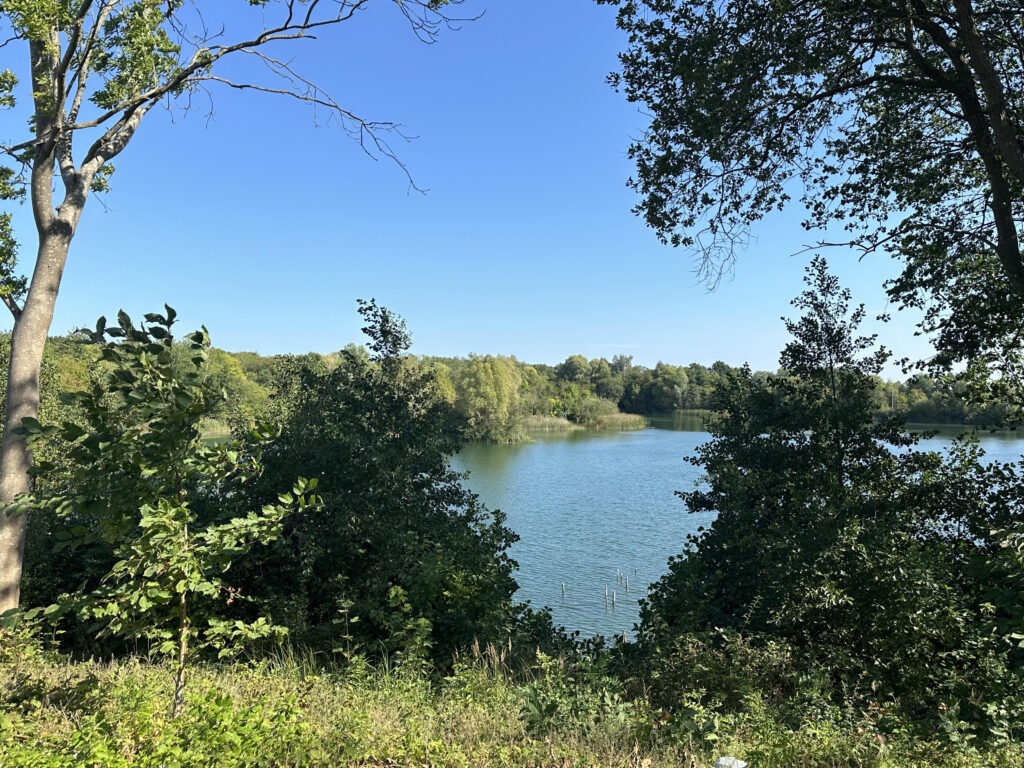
left=6, top=332, right=1013, bottom=451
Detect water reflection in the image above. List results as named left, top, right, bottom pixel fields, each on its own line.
left=645, top=412, right=707, bottom=432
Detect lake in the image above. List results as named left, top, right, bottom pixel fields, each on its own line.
left=449, top=416, right=1024, bottom=639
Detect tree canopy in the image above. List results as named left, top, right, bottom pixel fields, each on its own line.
left=601, top=0, right=1024, bottom=381
left=638, top=259, right=1024, bottom=736
left=215, top=302, right=532, bottom=663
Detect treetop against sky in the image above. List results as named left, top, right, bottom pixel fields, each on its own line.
left=0, top=0, right=926, bottom=373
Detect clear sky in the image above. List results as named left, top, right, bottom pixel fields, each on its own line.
left=0, top=0, right=932, bottom=373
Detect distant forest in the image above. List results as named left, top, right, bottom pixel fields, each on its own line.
left=14, top=335, right=1013, bottom=444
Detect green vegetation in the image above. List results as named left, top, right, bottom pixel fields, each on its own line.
left=17, top=304, right=569, bottom=675
left=1, top=1, right=1021, bottom=763
left=3, top=642, right=1023, bottom=768
left=0, top=276, right=1019, bottom=764
left=3, top=331, right=1009, bottom=454
left=210, top=301, right=548, bottom=663
left=16, top=309, right=320, bottom=716
left=633, top=261, right=1024, bottom=746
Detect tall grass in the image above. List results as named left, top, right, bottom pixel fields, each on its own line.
left=3, top=649, right=1021, bottom=768
left=592, top=412, right=647, bottom=430
left=521, top=414, right=578, bottom=431
left=519, top=413, right=647, bottom=433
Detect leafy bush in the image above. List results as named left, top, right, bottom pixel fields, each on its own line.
left=16, top=309, right=319, bottom=714
left=218, top=301, right=557, bottom=663
left=638, top=259, right=1024, bottom=741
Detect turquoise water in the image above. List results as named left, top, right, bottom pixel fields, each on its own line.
left=449, top=418, right=1024, bottom=639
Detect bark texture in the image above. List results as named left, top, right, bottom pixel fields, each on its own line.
left=0, top=224, right=77, bottom=611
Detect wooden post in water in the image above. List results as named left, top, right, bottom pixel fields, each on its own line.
left=625, top=576, right=629, bottom=592
left=612, top=591, right=616, bottom=608
left=561, top=583, right=565, bottom=597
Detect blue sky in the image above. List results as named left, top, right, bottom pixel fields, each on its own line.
left=0, top=0, right=931, bottom=373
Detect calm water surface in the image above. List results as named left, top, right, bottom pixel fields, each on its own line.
left=449, top=416, right=1024, bottom=639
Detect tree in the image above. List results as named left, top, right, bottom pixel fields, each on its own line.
left=0, top=0, right=466, bottom=610
left=601, top=0, right=1024, bottom=384
left=17, top=308, right=319, bottom=715
left=202, top=348, right=269, bottom=429
left=649, top=362, right=688, bottom=412
left=610, top=354, right=632, bottom=376
left=556, top=354, right=591, bottom=386
left=640, top=259, right=1024, bottom=734
left=220, top=302, right=524, bottom=662
left=619, top=364, right=653, bottom=413
left=454, top=355, right=524, bottom=441
left=589, top=358, right=625, bottom=402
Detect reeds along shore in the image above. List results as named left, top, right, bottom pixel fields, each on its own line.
left=499, top=413, right=647, bottom=441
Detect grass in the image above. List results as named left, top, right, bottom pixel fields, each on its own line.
left=521, top=415, right=578, bottom=431
left=591, top=412, right=647, bottom=430
left=199, top=418, right=232, bottom=446
left=2, top=646, right=1022, bottom=768
left=515, top=413, right=647, bottom=435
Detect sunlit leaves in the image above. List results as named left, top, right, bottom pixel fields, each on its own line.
left=0, top=69, right=16, bottom=109
left=91, top=2, right=183, bottom=110
left=0, top=213, right=26, bottom=307
left=0, top=0, right=71, bottom=42
left=20, top=307, right=320, bottom=708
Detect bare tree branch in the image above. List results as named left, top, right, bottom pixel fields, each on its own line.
left=1, top=294, right=21, bottom=321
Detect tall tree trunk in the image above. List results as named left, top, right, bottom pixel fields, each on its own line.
left=0, top=226, right=74, bottom=612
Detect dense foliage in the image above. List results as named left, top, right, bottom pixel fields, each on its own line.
left=11, top=309, right=321, bottom=713
left=14, top=331, right=279, bottom=615
left=600, top=0, right=1024, bottom=404
left=3, top=645, right=1023, bottom=767
left=636, top=260, right=1024, bottom=740
left=211, top=301, right=548, bottom=663
left=10, top=304, right=570, bottom=669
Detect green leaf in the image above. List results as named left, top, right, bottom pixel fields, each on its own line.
left=17, top=416, right=42, bottom=434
